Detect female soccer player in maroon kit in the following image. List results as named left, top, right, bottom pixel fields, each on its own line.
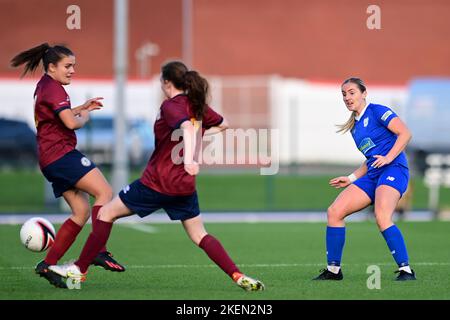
left=50, top=61, right=265, bottom=291
left=10, top=43, right=125, bottom=288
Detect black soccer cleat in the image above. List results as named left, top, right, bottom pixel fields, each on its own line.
left=313, top=268, right=344, bottom=280
left=395, top=269, right=416, bottom=281
left=35, top=260, right=68, bottom=289
left=92, top=251, right=126, bottom=272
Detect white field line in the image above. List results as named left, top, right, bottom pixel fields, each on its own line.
left=1, top=262, right=449, bottom=271
left=118, top=224, right=158, bottom=233
left=0, top=211, right=436, bottom=225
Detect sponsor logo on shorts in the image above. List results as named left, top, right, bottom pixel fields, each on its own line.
left=81, top=157, right=91, bottom=167
left=386, top=176, right=395, bottom=181
left=123, top=185, right=130, bottom=194
left=381, top=110, right=393, bottom=121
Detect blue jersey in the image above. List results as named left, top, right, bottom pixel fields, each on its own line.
left=351, top=103, right=408, bottom=177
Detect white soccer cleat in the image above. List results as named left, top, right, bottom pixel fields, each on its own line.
left=49, top=263, right=87, bottom=282
left=232, top=272, right=265, bottom=291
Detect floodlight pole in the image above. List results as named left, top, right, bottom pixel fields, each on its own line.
left=182, top=0, right=193, bottom=67
left=112, top=0, right=129, bottom=193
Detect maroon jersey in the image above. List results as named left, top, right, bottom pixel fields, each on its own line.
left=34, top=74, right=76, bottom=169
left=141, top=94, right=223, bottom=196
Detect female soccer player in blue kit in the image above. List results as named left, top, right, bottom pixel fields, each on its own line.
left=50, top=61, right=265, bottom=291
left=10, top=43, right=125, bottom=288
left=314, top=77, right=416, bottom=281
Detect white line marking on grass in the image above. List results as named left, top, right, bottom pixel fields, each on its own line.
left=118, top=224, right=158, bottom=234
left=1, top=262, right=449, bottom=271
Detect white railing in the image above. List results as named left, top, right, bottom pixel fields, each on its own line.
left=424, top=154, right=450, bottom=216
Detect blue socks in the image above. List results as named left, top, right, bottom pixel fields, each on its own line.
left=381, top=225, right=409, bottom=267
left=325, top=225, right=410, bottom=268
left=326, top=226, right=346, bottom=266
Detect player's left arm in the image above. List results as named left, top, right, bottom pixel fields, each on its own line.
left=372, top=117, right=412, bottom=168
left=204, top=117, right=229, bottom=136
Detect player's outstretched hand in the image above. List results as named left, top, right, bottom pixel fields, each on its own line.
left=371, top=155, right=392, bottom=168
left=329, top=176, right=351, bottom=189
left=184, top=162, right=199, bottom=176
left=82, top=97, right=104, bottom=112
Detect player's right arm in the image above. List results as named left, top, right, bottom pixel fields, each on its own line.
left=329, top=160, right=368, bottom=189
left=58, top=108, right=90, bottom=130
left=181, top=120, right=199, bottom=176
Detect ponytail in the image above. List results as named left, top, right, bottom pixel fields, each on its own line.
left=10, top=43, right=50, bottom=77
left=161, top=61, right=209, bottom=120
left=336, top=112, right=356, bottom=133
left=10, top=43, right=74, bottom=77
left=184, top=70, right=208, bottom=120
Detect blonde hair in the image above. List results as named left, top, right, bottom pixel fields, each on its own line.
left=336, top=111, right=357, bottom=134
left=336, top=77, right=367, bottom=134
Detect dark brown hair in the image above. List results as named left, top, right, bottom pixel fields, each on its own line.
left=161, top=61, right=209, bottom=120
left=10, top=43, right=74, bottom=77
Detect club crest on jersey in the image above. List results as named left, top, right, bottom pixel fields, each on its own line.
left=81, top=157, right=91, bottom=167
left=363, top=117, right=369, bottom=127
left=358, top=137, right=376, bottom=154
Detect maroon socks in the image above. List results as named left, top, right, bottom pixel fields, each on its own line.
left=199, top=234, right=240, bottom=278
left=45, top=218, right=81, bottom=265
left=75, top=219, right=113, bottom=273
left=91, top=205, right=107, bottom=253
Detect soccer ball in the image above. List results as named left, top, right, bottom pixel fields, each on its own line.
left=20, top=217, right=56, bottom=252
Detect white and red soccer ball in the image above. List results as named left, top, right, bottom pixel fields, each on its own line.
left=20, top=217, right=56, bottom=252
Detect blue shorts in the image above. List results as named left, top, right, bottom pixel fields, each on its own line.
left=118, top=179, right=200, bottom=221
left=353, top=164, right=409, bottom=204
left=41, top=149, right=96, bottom=198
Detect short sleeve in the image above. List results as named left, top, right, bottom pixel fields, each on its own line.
left=44, top=84, right=71, bottom=114
left=372, top=104, right=398, bottom=128
left=161, top=100, right=190, bottom=129
left=202, top=105, right=223, bottom=129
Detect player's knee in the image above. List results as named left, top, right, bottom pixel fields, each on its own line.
left=327, top=205, right=344, bottom=224
left=103, top=185, right=114, bottom=201
left=95, top=185, right=113, bottom=203
left=374, top=213, right=392, bottom=230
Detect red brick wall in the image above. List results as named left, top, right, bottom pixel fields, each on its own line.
left=2, top=0, right=449, bottom=83
left=194, top=0, right=450, bottom=84
left=0, top=0, right=182, bottom=79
